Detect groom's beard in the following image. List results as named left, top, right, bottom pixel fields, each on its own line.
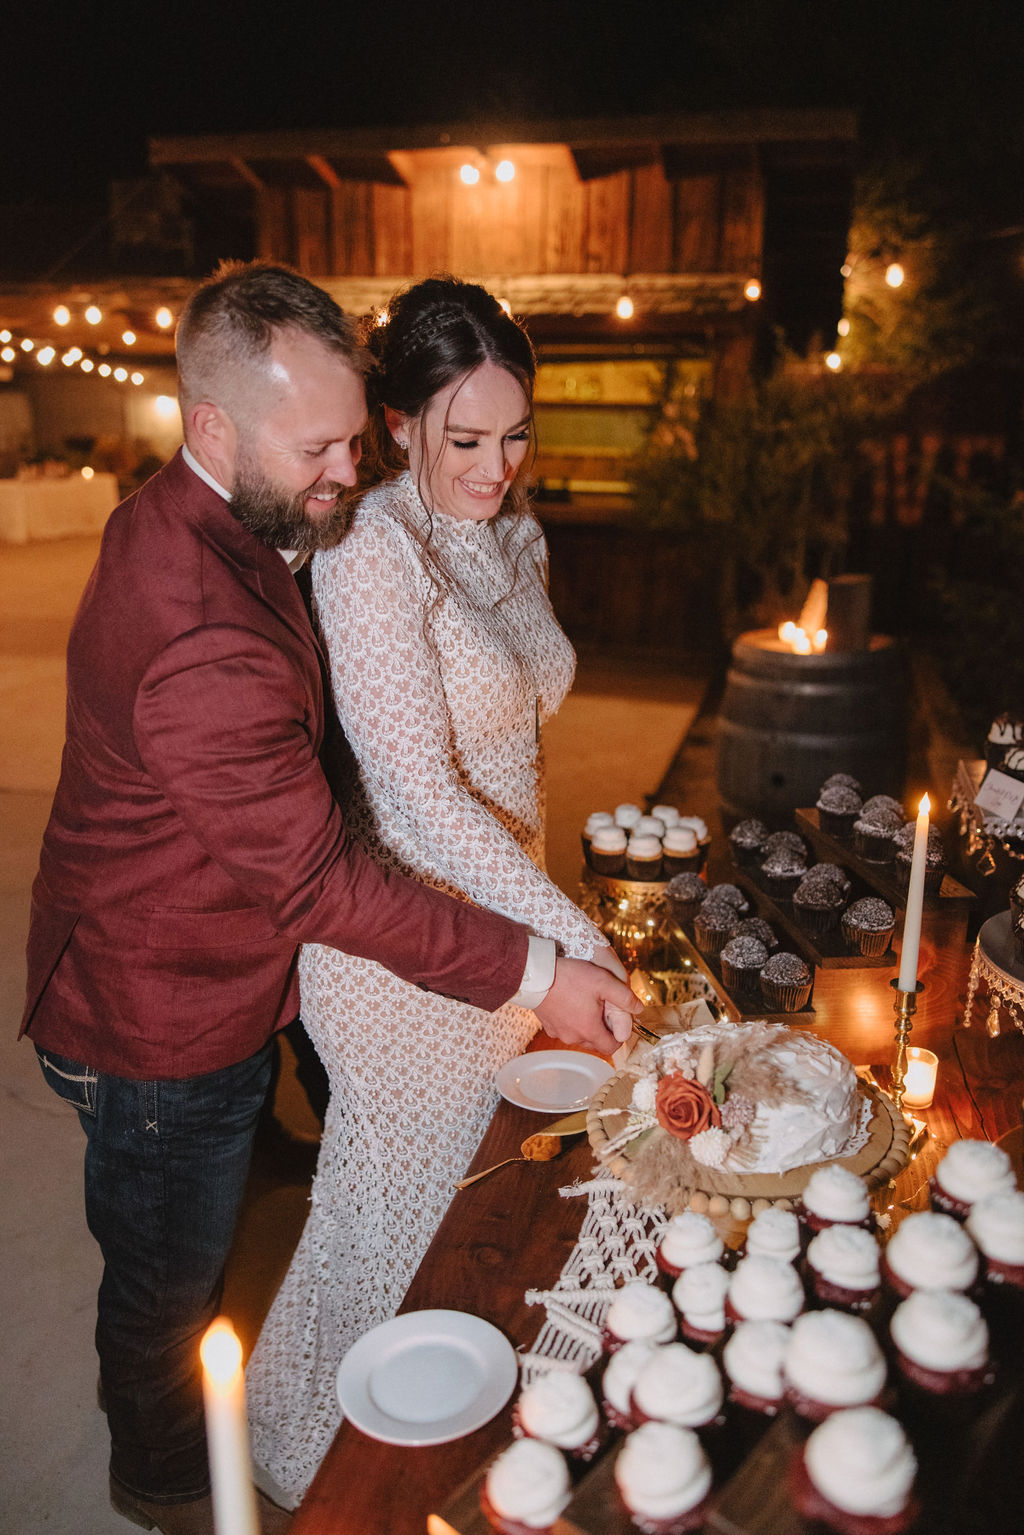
left=228, top=457, right=353, bottom=555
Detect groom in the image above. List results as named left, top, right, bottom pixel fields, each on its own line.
left=21, top=260, right=638, bottom=1534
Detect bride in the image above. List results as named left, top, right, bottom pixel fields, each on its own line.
left=247, top=276, right=625, bottom=1503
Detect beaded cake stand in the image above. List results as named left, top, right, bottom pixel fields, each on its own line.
left=963, top=909, right=1024, bottom=1037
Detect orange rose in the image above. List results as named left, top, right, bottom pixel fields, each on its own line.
left=655, top=1072, right=722, bottom=1142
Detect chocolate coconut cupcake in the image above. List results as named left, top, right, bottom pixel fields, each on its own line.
left=664, top=872, right=708, bottom=925
left=821, top=773, right=863, bottom=796
left=792, top=865, right=850, bottom=935
left=892, top=821, right=946, bottom=893
left=816, top=783, right=863, bottom=839
left=760, top=849, right=808, bottom=898
left=852, top=806, right=903, bottom=863
left=841, top=897, right=896, bottom=958
left=861, top=793, right=904, bottom=820
left=693, top=903, right=740, bottom=956
left=729, top=817, right=769, bottom=866
left=719, top=935, right=769, bottom=996
left=760, top=951, right=812, bottom=1011
left=702, top=882, right=749, bottom=915
left=732, top=915, right=779, bottom=952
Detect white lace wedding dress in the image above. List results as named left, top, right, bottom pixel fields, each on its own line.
left=246, top=472, right=605, bottom=1503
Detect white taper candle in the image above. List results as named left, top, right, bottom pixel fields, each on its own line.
left=897, top=793, right=930, bottom=992
left=200, top=1318, right=259, bottom=1535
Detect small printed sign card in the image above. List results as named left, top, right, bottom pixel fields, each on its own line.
left=974, top=767, right=1024, bottom=822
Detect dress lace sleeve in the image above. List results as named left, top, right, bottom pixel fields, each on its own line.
left=312, top=513, right=605, bottom=960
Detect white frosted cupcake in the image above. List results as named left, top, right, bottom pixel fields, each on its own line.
left=627, top=832, right=664, bottom=881
left=722, top=1319, right=790, bottom=1416
left=614, top=803, right=643, bottom=830
left=967, top=1189, right=1024, bottom=1289
left=806, top=1224, right=882, bottom=1314
left=636, top=814, right=668, bottom=839
left=604, top=1281, right=677, bottom=1354
left=481, top=1439, right=571, bottom=1534
left=744, top=1206, right=801, bottom=1265
left=582, top=811, right=614, bottom=864
left=671, top=1262, right=731, bottom=1347
left=514, top=1370, right=603, bottom=1463
left=793, top=1407, right=919, bottom=1535
left=798, top=1165, right=875, bottom=1240
left=614, top=1421, right=713, bottom=1534
left=652, top=805, right=681, bottom=828
left=662, top=825, right=701, bottom=876
left=656, top=1211, right=725, bottom=1281
left=783, top=1309, right=887, bottom=1422
left=890, top=1289, right=994, bottom=1400
left=929, top=1139, right=1017, bottom=1221
left=589, top=824, right=627, bottom=876
left=602, top=1339, right=658, bottom=1432
left=631, top=1342, right=724, bottom=1430
left=881, top=1210, right=979, bottom=1300
left=726, top=1254, right=805, bottom=1326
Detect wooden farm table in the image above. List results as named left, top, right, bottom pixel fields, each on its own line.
left=291, top=1013, right=1024, bottom=1535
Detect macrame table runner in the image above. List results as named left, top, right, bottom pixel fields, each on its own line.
left=521, top=1167, right=669, bottom=1381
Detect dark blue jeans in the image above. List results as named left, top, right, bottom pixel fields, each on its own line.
left=36, top=1041, right=274, bottom=1503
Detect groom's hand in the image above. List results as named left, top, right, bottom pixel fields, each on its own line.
left=533, top=955, right=641, bottom=1054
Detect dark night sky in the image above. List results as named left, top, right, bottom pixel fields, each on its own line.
left=2, top=0, right=1023, bottom=262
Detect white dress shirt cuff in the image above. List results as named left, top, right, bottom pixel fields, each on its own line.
left=510, top=935, right=557, bottom=1010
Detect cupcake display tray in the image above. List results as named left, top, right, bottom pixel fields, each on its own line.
left=728, top=866, right=894, bottom=971
left=794, top=809, right=976, bottom=917
left=432, top=1365, right=1023, bottom=1535
left=660, top=919, right=817, bottom=1024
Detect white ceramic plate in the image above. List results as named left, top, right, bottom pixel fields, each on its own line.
left=494, top=1049, right=613, bottom=1112
left=335, top=1309, right=517, bottom=1446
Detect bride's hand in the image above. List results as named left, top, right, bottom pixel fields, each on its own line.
left=533, top=956, right=640, bottom=1054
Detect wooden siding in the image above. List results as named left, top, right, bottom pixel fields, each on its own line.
left=254, top=158, right=764, bottom=280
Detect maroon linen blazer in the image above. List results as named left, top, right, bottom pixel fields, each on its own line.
left=21, top=452, right=529, bottom=1078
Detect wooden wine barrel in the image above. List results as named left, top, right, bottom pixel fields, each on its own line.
left=716, top=630, right=909, bottom=824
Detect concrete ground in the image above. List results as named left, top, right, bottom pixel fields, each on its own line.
left=0, top=531, right=706, bottom=1534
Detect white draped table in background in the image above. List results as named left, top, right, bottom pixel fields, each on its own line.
left=0, top=474, right=118, bottom=543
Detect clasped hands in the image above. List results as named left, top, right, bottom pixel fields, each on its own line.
left=533, top=945, right=640, bottom=1055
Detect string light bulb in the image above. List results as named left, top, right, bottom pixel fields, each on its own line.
left=53, top=305, right=70, bottom=326
left=885, top=262, right=905, bottom=289
left=825, top=351, right=842, bottom=371
left=615, top=294, right=634, bottom=320
left=85, top=305, right=102, bottom=325
left=98, top=363, right=112, bottom=377
left=81, top=358, right=94, bottom=373
left=20, top=338, right=34, bottom=352
left=113, top=366, right=128, bottom=382
left=495, top=160, right=515, bottom=182
left=1, top=346, right=15, bottom=363
left=837, top=318, right=850, bottom=337
left=459, top=164, right=480, bottom=185
left=1, top=329, right=12, bottom=343
left=155, top=306, right=173, bottom=329
left=744, top=278, right=761, bottom=302
left=122, top=330, right=136, bottom=346
left=131, top=371, right=145, bottom=386
left=37, top=347, right=55, bottom=365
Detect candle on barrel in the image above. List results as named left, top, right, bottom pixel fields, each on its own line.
left=200, top=1318, right=258, bottom=1535
left=897, top=793, right=930, bottom=992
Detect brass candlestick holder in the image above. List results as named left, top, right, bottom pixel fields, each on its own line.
left=890, top=977, right=924, bottom=1114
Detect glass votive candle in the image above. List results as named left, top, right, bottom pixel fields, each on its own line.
left=902, top=1047, right=938, bottom=1109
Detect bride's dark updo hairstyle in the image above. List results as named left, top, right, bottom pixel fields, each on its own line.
left=362, top=275, right=537, bottom=517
